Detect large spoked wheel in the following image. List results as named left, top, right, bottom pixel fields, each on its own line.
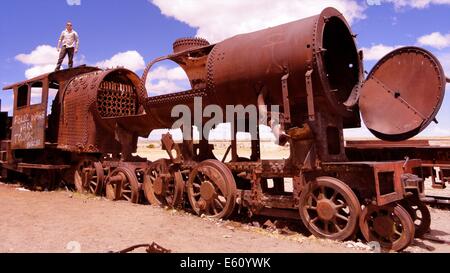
left=143, top=159, right=184, bottom=208
left=85, top=162, right=105, bottom=195
left=298, top=176, right=361, bottom=241
left=105, top=167, right=140, bottom=203
left=186, top=160, right=236, bottom=219
left=400, top=196, right=431, bottom=238
left=359, top=203, right=415, bottom=251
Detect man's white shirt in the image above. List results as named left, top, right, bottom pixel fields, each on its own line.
left=59, top=29, right=79, bottom=49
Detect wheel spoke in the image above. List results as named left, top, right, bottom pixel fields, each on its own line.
left=324, top=221, right=330, bottom=233
left=332, top=219, right=343, bottom=232
left=214, top=198, right=225, bottom=210
left=394, top=229, right=402, bottom=237
left=330, top=190, right=338, bottom=202
left=309, top=193, right=318, bottom=203
left=335, top=202, right=346, bottom=209
left=319, top=186, right=326, bottom=199
left=212, top=203, right=218, bottom=214
left=336, top=213, right=349, bottom=222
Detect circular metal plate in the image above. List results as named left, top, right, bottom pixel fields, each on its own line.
left=359, top=47, right=446, bottom=141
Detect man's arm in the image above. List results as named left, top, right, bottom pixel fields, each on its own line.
left=57, top=31, right=63, bottom=51
left=74, top=31, right=79, bottom=53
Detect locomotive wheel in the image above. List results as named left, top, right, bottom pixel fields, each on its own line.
left=74, top=159, right=95, bottom=193
left=86, top=162, right=106, bottom=195
left=186, top=160, right=237, bottom=219
left=400, top=196, right=431, bottom=238
left=298, top=176, right=361, bottom=241
left=359, top=204, right=415, bottom=251
left=105, top=167, right=140, bottom=203
left=143, top=159, right=184, bottom=208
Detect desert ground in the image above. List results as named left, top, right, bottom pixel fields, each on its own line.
left=0, top=140, right=449, bottom=253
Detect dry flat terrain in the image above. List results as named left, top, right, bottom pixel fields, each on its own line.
left=0, top=182, right=449, bottom=253
left=0, top=183, right=363, bottom=253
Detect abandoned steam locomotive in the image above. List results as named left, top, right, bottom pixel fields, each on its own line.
left=1, top=7, right=448, bottom=251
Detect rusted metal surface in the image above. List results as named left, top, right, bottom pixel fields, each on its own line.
left=114, top=242, right=171, bottom=253
left=186, top=160, right=237, bottom=219
left=17, top=163, right=70, bottom=170
left=346, top=139, right=450, bottom=189
left=11, top=107, right=46, bottom=149
left=143, top=159, right=184, bottom=208
left=105, top=166, right=140, bottom=203
left=298, top=176, right=361, bottom=240
left=359, top=203, right=414, bottom=251
left=359, top=47, right=446, bottom=141
left=400, top=195, right=431, bottom=237
left=59, top=68, right=147, bottom=155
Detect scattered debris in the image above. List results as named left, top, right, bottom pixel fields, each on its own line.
left=279, top=227, right=296, bottom=236
left=113, top=242, right=171, bottom=253
left=344, top=241, right=372, bottom=251
left=16, top=187, right=30, bottom=192
left=262, top=220, right=275, bottom=229
left=223, top=234, right=232, bottom=238
left=226, top=225, right=235, bottom=231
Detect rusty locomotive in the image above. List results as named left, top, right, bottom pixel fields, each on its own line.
left=1, top=7, right=448, bottom=251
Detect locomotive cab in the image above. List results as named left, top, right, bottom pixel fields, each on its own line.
left=2, top=66, right=100, bottom=151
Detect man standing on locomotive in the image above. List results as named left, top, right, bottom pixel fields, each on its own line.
left=55, top=21, right=79, bottom=71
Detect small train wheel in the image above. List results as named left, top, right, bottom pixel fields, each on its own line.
left=85, top=162, right=105, bottom=195
left=74, top=159, right=94, bottom=193
left=400, top=196, right=431, bottom=238
left=186, top=160, right=236, bottom=219
left=105, top=167, right=140, bottom=203
left=299, top=176, right=361, bottom=241
left=143, top=159, right=184, bottom=208
left=359, top=203, right=415, bottom=251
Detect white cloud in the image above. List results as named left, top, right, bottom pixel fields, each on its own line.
left=66, top=0, right=81, bottom=6
left=417, top=32, right=450, bottom=50
left=15, top=45, right=58, bottom=78
left=145, top=66, right=190, bottom=95
left=146, top=79, right=186, bottom=95
left=382, top=0, right=450, bottom=9
left=151, top=0, right=366, bottom=42
left=361, top=44, right=403, bottom=60
left=15, top=45, right=58, bottom=66
left=94, top=50, right=145, bottom=72
left=15, top=44, right=85, bottom=78
left=147, top=66, right=186, bottom=81
left=24, top=64, right=55, bottom=79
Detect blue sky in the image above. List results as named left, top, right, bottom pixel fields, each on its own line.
left=0, top=0, right=449, bottom=139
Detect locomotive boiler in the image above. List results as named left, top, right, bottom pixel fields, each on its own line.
left=1, top=7, right=448, bottom=251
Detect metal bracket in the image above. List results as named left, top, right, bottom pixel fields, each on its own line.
left=305, top=69, right=315, bottom=121
left=161, top=133, right=182, bottom=164
left=281, top=73, right=291, bottom=124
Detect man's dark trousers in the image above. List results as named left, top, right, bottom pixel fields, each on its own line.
left=55, top=46, right=74, bottom=71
